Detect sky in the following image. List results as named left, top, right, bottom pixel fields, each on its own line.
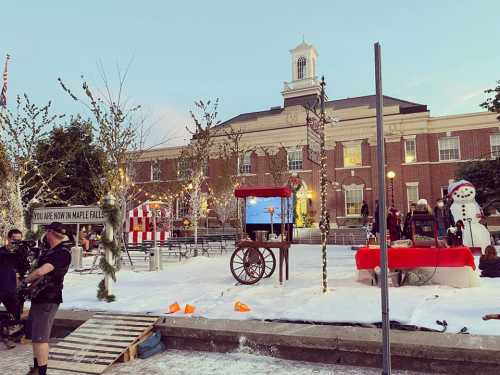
left=2, top=1, right=499, bottom=146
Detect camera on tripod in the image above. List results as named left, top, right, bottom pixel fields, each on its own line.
left=10, top=240, right=41, bottom=274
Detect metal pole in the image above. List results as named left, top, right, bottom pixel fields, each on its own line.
left=375, top=42, right=391, bottom=375
left=75, top=223, right=80, bottom=248
left=319, top=76, right=328, bottom=294
left=391, top=179, right=395, bottom=207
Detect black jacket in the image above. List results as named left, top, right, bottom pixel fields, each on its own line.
left=0, top=246, right=30, bottom=294
left=479, top=258, right=500, bottom=278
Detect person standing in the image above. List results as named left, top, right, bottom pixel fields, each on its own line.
left=360, top=200, right=369, bottom=227
left=23, top=222, right=71, bottom=375
left=403, top=202, right=417, bottom=239
left=371, top=200, right=379, bottom=236
left=0, top=229, right=29, bottom=349
left=387, top=207, right=402, bottom=242
left=0, top=229, right=26, bottom=322
left=434, top=198, right=452, bottom=238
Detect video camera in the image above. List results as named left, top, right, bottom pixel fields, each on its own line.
left=10, top=240, right=42, bottom=279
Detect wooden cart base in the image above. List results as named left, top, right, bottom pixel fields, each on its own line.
left=231, top=240, right=291, bottom=285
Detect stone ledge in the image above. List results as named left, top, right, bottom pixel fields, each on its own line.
left=43, top=310, right=500, bottom=374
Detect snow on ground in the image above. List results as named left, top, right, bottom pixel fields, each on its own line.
left=59, top=245, right=500, bottom=336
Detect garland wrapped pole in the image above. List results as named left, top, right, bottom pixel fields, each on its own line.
left=97, top=194, right=120, bottom=302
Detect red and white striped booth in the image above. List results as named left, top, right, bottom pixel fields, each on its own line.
left=126, top=202, right=171, bottom=244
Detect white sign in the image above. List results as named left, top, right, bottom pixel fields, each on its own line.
left=32, top=206, right=107, bottom=225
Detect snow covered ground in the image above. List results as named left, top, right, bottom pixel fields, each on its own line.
left=58, top=245, right=500, bottom=336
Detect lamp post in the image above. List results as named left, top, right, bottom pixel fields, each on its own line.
left=387, top=171, right=396, bottom=208
left=149, top=200, right=163, bottom=271
left=303, top=76, right=333, bottom=294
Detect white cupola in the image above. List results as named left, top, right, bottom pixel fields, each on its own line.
left=281, top=41, right=321, bottom=106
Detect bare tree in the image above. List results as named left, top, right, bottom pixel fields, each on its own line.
left=179, top=99, right=219, bottom=254
left=0, top=94, right=64, bottom=233
left=260, top=145, right=289, bottom=185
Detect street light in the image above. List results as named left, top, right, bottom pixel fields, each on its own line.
left=386, top=171, right=396, bottom=208
left=148, top=200, right=164, bottom=271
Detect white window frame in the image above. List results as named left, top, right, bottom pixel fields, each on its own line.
left=177, top=159, right=191, bottom=179
left=406, top=182, right=419, bottom=211
left=404, top=136, right=417, bottom=163
left=438, top=136, right=460, bottom=161
left=490, top=134, right=500, bottom=158
left=343, top=183, right=364, bottom=217
left=287, top=149, right=303, bottom=171
left=150, top=162, right=161, bottom=181
left=239, top=152, right=252, bottom=174
left=176, top=196, right=191, bottom=219
left=343, top=142, right=362, bottom=167
left=297, top=56, right=306, bottom=80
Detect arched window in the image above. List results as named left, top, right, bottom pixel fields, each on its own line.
left=297, top=56, right=306, bottom=79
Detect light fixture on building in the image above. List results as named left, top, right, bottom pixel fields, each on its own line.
left=386, top=171, right=396, bottom=207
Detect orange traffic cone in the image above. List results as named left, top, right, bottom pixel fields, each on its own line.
left=169, top=302, right=180, bottom=314
left=234, top=301, right=251, bottom=312
left=184, top=304, right=195, bottom=314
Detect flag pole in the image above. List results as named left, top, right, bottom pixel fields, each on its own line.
left=374, top=42, right=391, bottom=375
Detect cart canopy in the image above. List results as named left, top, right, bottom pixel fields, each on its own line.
left=235, top=186, right=293, bottom=198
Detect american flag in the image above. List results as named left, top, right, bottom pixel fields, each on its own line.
left=0, top=54, right=10, bottom=108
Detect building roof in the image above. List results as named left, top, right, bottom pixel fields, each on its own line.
left=217, top=95, right=427, bottom=128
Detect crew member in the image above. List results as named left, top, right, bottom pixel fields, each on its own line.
left=0, top=229, right=25, bottom=321
left=24, top=222, right=71, bottom=375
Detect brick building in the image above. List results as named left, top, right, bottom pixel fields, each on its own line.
left=132, top=42, right=500, bottom=229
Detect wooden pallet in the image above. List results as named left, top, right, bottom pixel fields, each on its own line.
left=48, top=312, right=160, bottom=374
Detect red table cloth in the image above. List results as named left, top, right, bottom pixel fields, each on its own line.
left=355, top=247, right=476, bottom=271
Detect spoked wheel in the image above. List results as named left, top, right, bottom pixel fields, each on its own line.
left=261, top=248, right=276, bottom=278
left=230, top=247, right=265, bottom=285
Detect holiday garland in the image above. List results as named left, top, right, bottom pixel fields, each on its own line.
left=96, top=201, right=121, bottom=302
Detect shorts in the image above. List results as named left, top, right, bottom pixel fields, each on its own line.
left=29, top=303, right=59, bottom=343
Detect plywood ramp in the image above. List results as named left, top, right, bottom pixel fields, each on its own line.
left=49, top=312, right=159, bottom=374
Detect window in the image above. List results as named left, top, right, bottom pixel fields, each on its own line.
left=176, top=196, right=191, bottom=219
left=288, top=149, right=303, bottom=171
left=297, top=56, right=306, bottom=80
left=491, top=134, right=500, bottom=158
left=343, top=143, right=362, bottom=167
left=202, top=159, right=209, bottom=177
left=151, top=162, right=161, bottom=181
left=344, top=186, right=363, bottom=216
left=406, top=183, right=419, bottom=210
left=404, top=137, right=417, bottom=163
left=438, top=136, right=460, bottom=161
left=239, top=152, right=251, bottom=174
left=177, top=159, right=191, bottom=179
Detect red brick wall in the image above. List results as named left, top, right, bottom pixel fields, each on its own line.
left=133, top=127, right=500, bottom=222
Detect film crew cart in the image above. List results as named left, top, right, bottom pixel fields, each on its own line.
left=230, top=186, right=293, bottom=285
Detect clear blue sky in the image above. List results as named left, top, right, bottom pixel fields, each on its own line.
left=2, top=1, right=499, bottom=145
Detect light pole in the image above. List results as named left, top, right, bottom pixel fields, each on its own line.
left=149, top=200, right=163, bottom=271
left=304, top=76, right=332, bottom=294
left=387, top=171, right=395, bottom=208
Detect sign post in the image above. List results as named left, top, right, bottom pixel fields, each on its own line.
left=32, top=205, right=109, bottom=275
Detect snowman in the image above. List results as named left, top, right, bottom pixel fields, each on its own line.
left=448, top=180, right=491, bottom=251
